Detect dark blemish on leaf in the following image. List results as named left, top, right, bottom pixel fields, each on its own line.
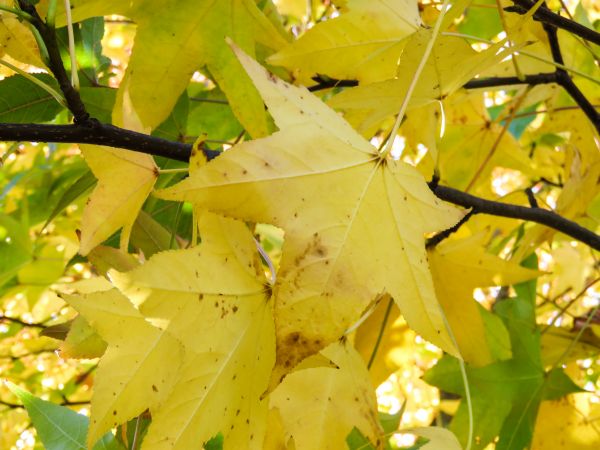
left=152, top=385, right=158, bottom=392
left=199, top=293, right=204, bottom=301
left=113, top=410, right=117, bottom=415
left=232, top=306, right=238, bottom=313
left=236, top=409, right=240, bottom=416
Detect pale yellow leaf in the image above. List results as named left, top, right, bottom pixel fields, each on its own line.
left=0, top=14, right=44, bottom=67
left=63, top=289, right=184, bottom=448
left=268, top=0, right=420, bottom=83
left=270, top=340, right=383, bottom=450
left=110, top=212, right=275, bottom=449
left=157, top=46, right=464, bottom=384
left=429, top=233, right=541, bottom=366
left=328, top=32, right=514, bottom=135
left=354, top=298, right=412, bottom=386
left=60, top=315, right=107, bottom=359
left=532, top=394, right=600, bottom=449
left=79, top=145, right=157, bottom=255
left=264, top=408, right=294, bottom=450
left=406, top=427, right=462, bottom=450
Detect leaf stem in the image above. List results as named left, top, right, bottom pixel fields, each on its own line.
left=63, top=0, right=79, bottom=91
left=0, top=5, right=33, bottom=21
left=367, top=297, right=394, bottom=370
left=380, top=0, right=452, bottom=159
left=0, top=59, right=66, bottom=107
left=158, top=168, right=189, bottom=174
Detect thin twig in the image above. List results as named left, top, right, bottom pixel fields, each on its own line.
left=0, top=315, right=46, bottom=329
left=507, top=0, right=600, bottom=45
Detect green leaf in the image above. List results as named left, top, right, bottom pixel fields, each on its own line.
left=0, top=74, right=64, bottom=123
left=346, top=427, right=376, bottom=450
left=187, top=86, right=243, bottom=142
left=152, top=92, right=189, bottom=142
left=542, top=368, right=584, bottom=401
left=0, top=214, right=32, bottom=288
left=424, top=252, right=580, bottom=450
left=56, top=17, right=112, bottom=86
left=6, top=382, right=124, bottom=450
left=458, top=0, right=502, bottom=41
left=44, top=169, right=97, bottom=230
left=130, top=210, right=178, bottom=257
left=79, top=87, right=116, bottom=123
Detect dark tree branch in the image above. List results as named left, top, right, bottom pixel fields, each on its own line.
left=541, top=21, right=600, bottom=133
left=525, top=187, right=539, bottom=208
left=6, top=2, right=216, bottom=161
left=17, top=0, right=90, bottom=123
left=507, top=0, right=600, bottom=45
left=463, top=72, right=557, bottom=89
left=308, top=75, right=359, bottom=91
left=426, top=210, right=475, bottom=249
left=429, top=184, right=600, bottom=251
left=0, top=122, right=218, bottom=161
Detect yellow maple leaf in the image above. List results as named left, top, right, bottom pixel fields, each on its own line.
left=157, top=45, right=464, bottom=383
left=532, top=393, right=600, bottom=449
left=429, top=233, right=541, bottom=366
left=354, top=297, right=413, bottom=386
left=328, top=32, right=514, bottom=135
left=110, top=212, right=275, bottom=449
left=270, top=340, right=384, bottom=450
left=63, top=289, right=185, bottom=448
left=79, top=145, right=157, bottom=255
left=0, top=13, right=44, bottom=68
left=268, top=0, right=421, bottom=84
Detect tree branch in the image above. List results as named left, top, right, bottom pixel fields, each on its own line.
left=463, top=72, right=557, bottom=89
left=0, top=314, right=46, bottom=329
left=17, top=0, right=90, bottom=123
left=0, top=122, right=218, bottom=161
left=541, top=21, right=600, bottom=133
left=429, top=184, right=600, bottom=251
left=507, top=0, right=600, bottom=46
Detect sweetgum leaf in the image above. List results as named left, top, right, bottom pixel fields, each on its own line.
left=158, top=44, right=464, bottom=386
